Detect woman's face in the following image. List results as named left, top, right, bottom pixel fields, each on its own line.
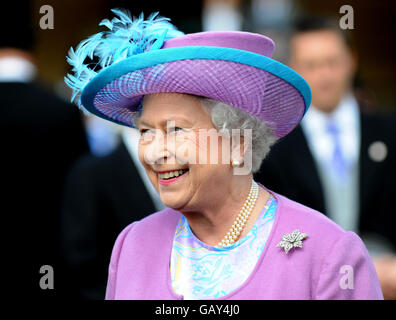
left=137, top=92, right=233, bottom=211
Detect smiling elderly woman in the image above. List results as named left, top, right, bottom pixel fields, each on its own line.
left=65, top=10, right=383, bottom=300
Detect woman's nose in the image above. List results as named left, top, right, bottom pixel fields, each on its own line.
left=143, top=130, right=172, bottom=165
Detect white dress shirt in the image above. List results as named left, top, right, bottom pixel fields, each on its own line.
left=301, top=93, right=361, bottom=232
left=301, top=93, right=361, bottom=169
left=0, top=56, right=37, bottom=82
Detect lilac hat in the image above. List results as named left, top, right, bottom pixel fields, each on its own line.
left=65, top=9, right=311, bottom=138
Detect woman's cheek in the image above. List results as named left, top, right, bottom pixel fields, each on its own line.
left=173, top=133, right=198, bottom=165
left=138, top=144, right=145, bottom=165
left=195, top=132, right=225, bottom=165
left=138, top=143, right=150, bottom=168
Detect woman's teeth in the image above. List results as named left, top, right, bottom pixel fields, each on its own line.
left=158, top=169, right=188, bottom=180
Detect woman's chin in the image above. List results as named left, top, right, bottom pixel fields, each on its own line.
left=158, top=190, right=187, bottom=210
left=161, top=198, right=187, bottom=210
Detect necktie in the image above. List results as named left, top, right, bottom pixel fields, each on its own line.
left=326, top=119, right=347, bottom=183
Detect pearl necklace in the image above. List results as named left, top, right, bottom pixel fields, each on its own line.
left=217, top=180, right=259, bottom=247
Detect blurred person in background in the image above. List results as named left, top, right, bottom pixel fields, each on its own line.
left=202, top=0, right=243, bottom=31
left=202, top=0, right=298, bottom=62
left=246, top=0, right=295, bottom=62
left=84, top=114, right=123, bottom=157
left=61, top=126, right=165, bottom=299
left=0, top=3, right=89, bottom=298
left=254, top=16, right=396, bottom=299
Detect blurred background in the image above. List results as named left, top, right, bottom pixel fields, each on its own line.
left=2, top=0, right=395, bottom=300
left=31, top=0, right=396, bottom=113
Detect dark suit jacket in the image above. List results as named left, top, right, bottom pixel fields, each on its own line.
left=254, top=111, right=396, bottom=251
left=60, top=141, right=157, bottom=299
left=0, top=82, right=89, bottom=299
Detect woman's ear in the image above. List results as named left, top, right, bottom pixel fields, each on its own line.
left=230, top=130, right=253, bottom=175
left=230, top=131, right=252, bottom=167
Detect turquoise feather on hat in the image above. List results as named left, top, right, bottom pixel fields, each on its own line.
left=64, top=9, right=184, bottom=112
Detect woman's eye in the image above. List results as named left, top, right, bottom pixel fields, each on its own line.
left=170, top=127, right=183, bottom=132
left=139, top=128, right=155, bottom=139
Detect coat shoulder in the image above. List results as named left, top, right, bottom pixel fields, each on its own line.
left=273, top=192, right=350, bottom=251
left=272, top=192, right=382, bottom=300
left=118, top=208, right=180, bottom=245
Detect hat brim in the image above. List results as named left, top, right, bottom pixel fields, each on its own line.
left=81, top=46, right=311, bottom=138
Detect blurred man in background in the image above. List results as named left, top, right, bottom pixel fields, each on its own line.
left=0, top=4, right=89, bottom=298
left=254, top=16, right=396, bottom=299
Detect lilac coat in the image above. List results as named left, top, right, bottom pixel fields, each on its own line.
left=105, top=190, right=383, bottom=300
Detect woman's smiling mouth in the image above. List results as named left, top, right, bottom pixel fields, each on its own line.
left=156, top=169, right=189, bottom=185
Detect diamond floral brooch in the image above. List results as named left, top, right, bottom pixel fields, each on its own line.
left=276, top=229, right=308, bottom=254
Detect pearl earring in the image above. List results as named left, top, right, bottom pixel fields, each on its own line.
left=232, top=160, right=240, bottom=168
